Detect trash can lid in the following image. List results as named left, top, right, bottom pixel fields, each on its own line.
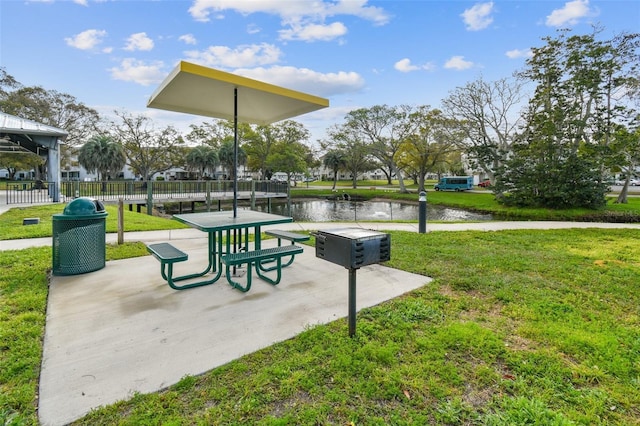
left=61, top=197, right=107, bottom=217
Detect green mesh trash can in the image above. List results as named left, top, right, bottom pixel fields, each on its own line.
left=52, top=197, right=108, bottom=276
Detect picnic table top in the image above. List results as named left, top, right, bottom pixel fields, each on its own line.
left=173, top=210, right=293, bottom=232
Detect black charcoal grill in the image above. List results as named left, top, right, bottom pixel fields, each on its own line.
left=315, top=228, right=391, bottom=336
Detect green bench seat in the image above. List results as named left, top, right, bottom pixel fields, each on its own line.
left=147, top=242, right=188, bottom=264
left=265, top=229, right=310, bottom=243
left=147, top=243, right=212, bottom=291
left=265, top=230, right=310, bottom=268
left=220, top=245, right=304, bottom=292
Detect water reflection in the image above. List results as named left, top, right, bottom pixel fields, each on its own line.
left=254, top=200, right=492, bottom=222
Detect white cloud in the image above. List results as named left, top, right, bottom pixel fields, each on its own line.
left=444, top=56, right=474, bottom=70
left=73, top=0, right=88, bottom=6
left=188, top=1, right=390, bottom=47
left=247, top=23, right=261, bottom=34
left=546, top=0, right=595, bottom=27
left=235, top=66, right=365, bottom=97
left=184, top=43, right=282, bottom=68
left=279, top=22, right=347, bottom=42
left=188, top=0, right=390, bottom=25
left=109, top=58, right=166, bottom=86
left=65, top=29, right=107, bottom=50
left=505, top=48, right=533, bottom=59
left=179, top=34, right=197, bottom=45
left=394, top=58, right=435, bottom=73
left=325, top=0, right=390, bottom=26
left=124, top=32, right=154, bottom=51
left=187, top=0, right=388, bottom=47
left=461, top=2, right=494, bottom=31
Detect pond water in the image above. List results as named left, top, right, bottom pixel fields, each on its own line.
left=253, top=199, right=492, bottom=222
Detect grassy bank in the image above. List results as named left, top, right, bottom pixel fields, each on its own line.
left=1, top=222, right=639, bottom=424
left=0, top=204, right=189, bottom=240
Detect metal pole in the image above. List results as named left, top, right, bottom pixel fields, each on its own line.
left=233, top=87, right=238, bottom=218
left=146, top=181, right=153, bottom=216
left=348, top=268, right=357, bottom=337
left=418, top=191, right=427, bottom=233
left=117, top=198, right=124, bottom=245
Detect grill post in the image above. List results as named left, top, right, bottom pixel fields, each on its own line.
left=348, top=268, right=357, bottom=337
left=314, top=227, right=391, bottom=337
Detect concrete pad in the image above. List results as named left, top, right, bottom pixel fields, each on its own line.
left=38, top=236, right=430, bottom=426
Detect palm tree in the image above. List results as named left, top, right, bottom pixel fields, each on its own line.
left=186, top=145, right=218, bottom=179
left=218, top=139, right=246, bottom=181
left=78, top=135, right=126, bottom=188
left=323, top=150, right=346, bottom=190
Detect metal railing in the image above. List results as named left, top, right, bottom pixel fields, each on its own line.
left=5, top=180, right=57, bottom=204
left=58, top=180, right=288, bottom=202
left=4, top=179, right=289, bottom=206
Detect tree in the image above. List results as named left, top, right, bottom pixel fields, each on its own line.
left=608, top=121, right=640, bottom=204
left=111, top=111, right=184, bottom=181
left=496, top=28, right=639, bottom=209
left=78, top=135, right=126, bottom=183
left=441, top=77, right=525, bottom=186
left=186, top=120, right=255, bottom=179
left=323, top=150, right=347, bottom=190
left=326, top=123, right=378, bottom=189
left=266, top=140, right=310, bottom=185
left=244, top=120, right=310, bottom=180
left=341, top=105, right=418, bottom=192
left=243, top=124, right=276, bottom=180
left=185, top=120, right=253, bottom=149
left=0, top=151, right=43, bottom=181
left=185, top=145, right=219, bottom=179
left=0, top=68, right=20, bottom=98
left=217, top=138, right=246, bottom=181
left=396, top=107, right=460, bottom=192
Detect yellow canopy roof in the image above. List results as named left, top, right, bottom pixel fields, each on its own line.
left=147, top=61, right=329, bottom=125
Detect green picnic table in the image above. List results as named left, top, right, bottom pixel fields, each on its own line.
left=147, top=210, right=305, bottom=292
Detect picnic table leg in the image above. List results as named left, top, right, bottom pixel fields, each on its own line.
left=165, top=261, right=222, bottom=290
left=164, top=233, right=221, bottom=285
left=258, top=235, right=297, bottom=272
left=279, top=238, right=297, bottom=268
left=254, top=225, right=262, bottom=249
left=255, top=257, right=284, bottom=285
left=225, top=261, right=253, bottom=292
left=159, top=234, right=223, bottom=290
left=163, top=258, right=213, bottom=284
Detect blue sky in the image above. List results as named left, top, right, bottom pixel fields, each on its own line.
left=1, top=0, right=637, bottom=144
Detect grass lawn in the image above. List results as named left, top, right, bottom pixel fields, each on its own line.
left=1, top=218, right=639, bottom=424
left=0, top=204, right=189, bottom=240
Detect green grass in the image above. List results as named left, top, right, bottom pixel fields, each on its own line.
left=0, top=204, right=189, bottom=240
left=1, top=225, right=639, bottom=425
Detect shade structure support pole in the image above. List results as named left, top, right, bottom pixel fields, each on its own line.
left=233, top=87, right=238, bottom=218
